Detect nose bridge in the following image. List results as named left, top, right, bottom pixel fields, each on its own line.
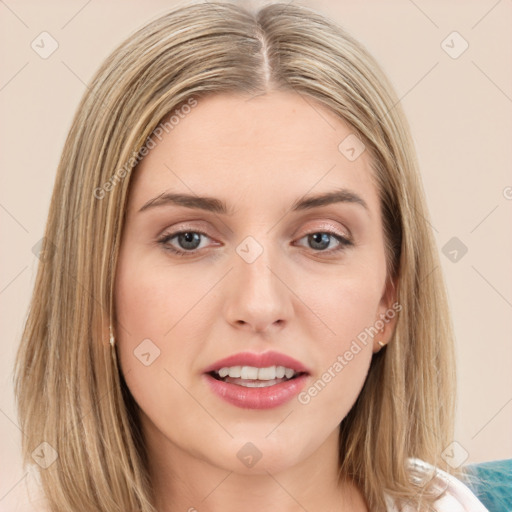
left=223, top=234, right=292, bottom=331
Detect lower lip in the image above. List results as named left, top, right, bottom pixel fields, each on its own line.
left=203, top=373, right=309, bottom=409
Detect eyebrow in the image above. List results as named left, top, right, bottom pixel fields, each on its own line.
left=138, top=188, right=369, bottom=215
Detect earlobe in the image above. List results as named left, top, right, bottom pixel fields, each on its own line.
left=373, top=277, right=399, bottom=353
left=372, top=304, right=398, bottom=352
left=373, top=339, right=387, bottom=353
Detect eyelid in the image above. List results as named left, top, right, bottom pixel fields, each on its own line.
left=296, top=219, right=352, bottom=242
left=157, top=220, right=217, bottom=240
left=158, top=216, right=351, bottom=238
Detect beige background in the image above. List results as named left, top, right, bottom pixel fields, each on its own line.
left=1, top=0, right=511, bottom=508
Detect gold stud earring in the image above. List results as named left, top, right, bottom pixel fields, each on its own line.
left=378, top=341, right=385, bottom=350
left=109, top=325, right=115, bottom=347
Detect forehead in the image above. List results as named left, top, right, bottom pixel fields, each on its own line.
left=130, top=91, right=378, bottom=211
left=153, top=91, right=362, bottom=162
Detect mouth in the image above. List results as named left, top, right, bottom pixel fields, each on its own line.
left=202, top=351, right=310, bottom=409
left=208, top=365, right=307, bottom=388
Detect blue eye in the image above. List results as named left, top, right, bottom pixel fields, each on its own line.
left=157, top=229, right=352, bottom=257
left=158, top=231, right=211, bottom=256
left=296, top=232, right=352, bottom=252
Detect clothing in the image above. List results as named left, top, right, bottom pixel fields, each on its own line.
left=385, top=458, right=489, bottom=511
left=464, top=459, right=512, bottom=511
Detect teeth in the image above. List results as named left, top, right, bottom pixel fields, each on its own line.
left=229, top=366, right=241, bottom=378
left=237, top=379, right=282, bottom=388
left=215, top=365, right=297, bottom=381
left=257, top=366, right=276, bottom=380
left=240, top=366, right=258, bottom=379
left=218, top=367, right=231, bottom=378
left=284, top=368, right=295, bottom=379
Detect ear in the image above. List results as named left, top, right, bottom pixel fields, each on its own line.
left=372, top=275, right=400, bottom=353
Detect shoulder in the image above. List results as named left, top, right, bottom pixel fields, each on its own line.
left=385, top=458, right=489, bottom=512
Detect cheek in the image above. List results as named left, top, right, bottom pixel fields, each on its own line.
left=300, top=263, right=384, bottom=350
left=113, top=254, right=210, bottom=441
left=115, top=250, right=213, bottom=341
left=113, top=252, right=183, bottom=389
left=293, top=267, right=384, bottom=409
left=114, top=251, right=222, bottom=407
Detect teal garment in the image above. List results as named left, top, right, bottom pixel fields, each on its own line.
left=464, top=459, right=512, bottom=512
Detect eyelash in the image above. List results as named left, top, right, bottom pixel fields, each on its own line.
left=156, top=229, right=353, bottom=257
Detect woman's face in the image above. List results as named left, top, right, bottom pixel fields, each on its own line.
left=115, top=91, right=396, bottom=475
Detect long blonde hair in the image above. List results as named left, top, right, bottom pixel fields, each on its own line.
left=15, top=2, right=456, bottom=510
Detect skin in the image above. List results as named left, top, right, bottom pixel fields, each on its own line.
left=115, top=90, right=397, bottom=512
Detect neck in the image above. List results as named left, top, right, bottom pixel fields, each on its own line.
left=143, top=419, right=368, bottom=512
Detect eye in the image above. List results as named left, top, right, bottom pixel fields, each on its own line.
left=295, top=231, right=352, bottom=253
left=157, top=230, right=214, bottom=256
left=157, top=229, right=352, bottom=257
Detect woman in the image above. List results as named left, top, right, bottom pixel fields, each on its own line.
left=15, top=2, right=488, bottom=511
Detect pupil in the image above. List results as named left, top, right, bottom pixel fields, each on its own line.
left=309, top=233, right=330, bottom=250
left=178, top=232, right=201, bottom=250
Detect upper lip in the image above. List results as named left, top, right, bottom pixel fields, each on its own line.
left=203, top=351, right=311, bottom=374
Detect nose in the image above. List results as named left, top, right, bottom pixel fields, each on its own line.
left=223, top=245, right=293, bottom=334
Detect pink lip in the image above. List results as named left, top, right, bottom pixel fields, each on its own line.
left=202, top=351, right=311, bottom=410
left=203, top=373, right=309, bottom=409
left=203, top=350, right=311, bottom=374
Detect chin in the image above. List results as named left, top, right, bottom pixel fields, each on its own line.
left=202, top=433, right=313, bottom=476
